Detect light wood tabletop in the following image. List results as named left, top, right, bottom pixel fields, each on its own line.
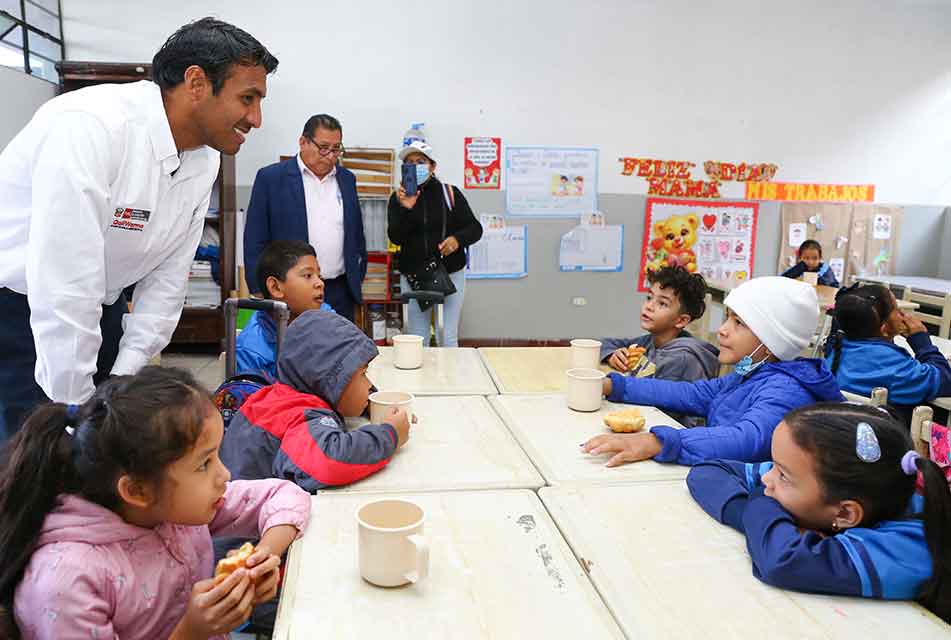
left=333, top=396, right=543, bottom=494
left=368, top=347, right=498, bottom=396
left=478, top=347, right=611, bottom=394
left=540, top=482, right=949, bottom=640
left=274, top=490, right=626, bottom=640
left=490, top=394, right=688, bottom=486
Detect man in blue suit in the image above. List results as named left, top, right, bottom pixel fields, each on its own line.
left=244, top=114, right=366, bottom=320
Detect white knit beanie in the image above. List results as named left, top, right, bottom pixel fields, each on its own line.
left=724, top=276, right=819, bottom=361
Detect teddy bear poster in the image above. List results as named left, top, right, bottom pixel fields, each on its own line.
left=638, top=198, right=759, bottom=292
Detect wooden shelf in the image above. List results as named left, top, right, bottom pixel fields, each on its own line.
left=56, top=61, right=236, bottom=347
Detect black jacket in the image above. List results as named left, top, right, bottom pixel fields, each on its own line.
left=387, top=177, right=483, bottom=275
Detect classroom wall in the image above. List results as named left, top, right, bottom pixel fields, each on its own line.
left=58, top=0, right=951, bottom=338
left=0, top=66, right=56, bottom=150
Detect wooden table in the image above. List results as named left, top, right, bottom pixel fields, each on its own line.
left=709, top=279, right=917, bottom=311
left=332, top=396, right=543, bottom=494
left=490, top=394, right=687, bottom=486
left=478, top=347, right=610, bottom=394
left=857, top=274, right=951, bottom=297
left=540, top=482, right=949, bottom=639
left=274, top=490, right=625, bottom=640
left=368, top=347, right=498, bottom=396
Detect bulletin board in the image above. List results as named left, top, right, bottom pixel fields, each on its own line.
left=777, top=204, right=903, bottom=284
left=639, top=198, right=758, bottom=292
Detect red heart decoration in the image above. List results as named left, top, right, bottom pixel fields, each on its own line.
left=702, top=214, right=717, bottom=230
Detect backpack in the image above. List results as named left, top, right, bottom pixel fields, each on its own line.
left=213, top=371, right=275, bottom=428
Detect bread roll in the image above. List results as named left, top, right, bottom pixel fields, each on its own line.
left=603, top=408, right=646, bottom=433
left=214, top=542, right=255, bottom=584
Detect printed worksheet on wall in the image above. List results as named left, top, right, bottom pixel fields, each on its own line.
left=559, top=224, right=624, bottom=272
left=466, top=222, right=528, bottom=279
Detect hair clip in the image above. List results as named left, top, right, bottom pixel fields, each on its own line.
left=900, top=451, right=920, bottom=476
left=855, top=422, right=881, bottom=463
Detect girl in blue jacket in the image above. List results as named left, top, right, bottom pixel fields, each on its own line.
left=825, top=283, right=951, bottom=420
left=687, top=402, right=951, bottom=624
left=582, top=276, right=843, bottom=466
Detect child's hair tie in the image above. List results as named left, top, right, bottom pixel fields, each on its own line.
left=900, top=451, right=920, bottom=476
left=855, top=422, right=881, bottom=463
left=64, top=403, right=81, bottom=436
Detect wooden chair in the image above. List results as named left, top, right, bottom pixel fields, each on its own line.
left=901, top=287, right=951, bottom=339
left=841, top=387, right=888, bottom=406
left=910, top=405, right=935, bottom=458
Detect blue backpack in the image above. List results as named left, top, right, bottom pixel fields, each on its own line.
left=213, top=371, right=275, bottom=428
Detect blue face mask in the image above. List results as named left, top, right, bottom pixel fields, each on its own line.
left=415, top=164, right=431, bottom=185
left=734, top=343, right=768, bottom=377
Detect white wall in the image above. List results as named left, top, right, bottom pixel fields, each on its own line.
left=61, top=0, right=951, bottom=204
left=0, top=66, right=56, bottom=150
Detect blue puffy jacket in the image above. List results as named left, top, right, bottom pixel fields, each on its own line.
left=606, top=358, right=843, bottom=465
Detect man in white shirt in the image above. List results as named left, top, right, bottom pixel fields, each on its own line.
left=0, top=17, right=278, bottom=439
left=244, top=114, right=367, bottom=321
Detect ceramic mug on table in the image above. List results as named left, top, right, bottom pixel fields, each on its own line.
left=368, top=391, right=415, bottom=425
left=356, top=498, right=429, bottom=587
left=566, top=367, right=606, bottom=412
left=393, top=334, right=424, bottom=369
left=570, top=338, right=602, bottom=369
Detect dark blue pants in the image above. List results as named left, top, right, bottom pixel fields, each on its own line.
left=0, top=288, right=126, bottom=441
left=322, top=274, right=356, bottom=321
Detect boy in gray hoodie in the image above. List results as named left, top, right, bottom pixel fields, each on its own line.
left=601, top=266, right=719, bottom=423
left=220, top=309, right=412, bottom=492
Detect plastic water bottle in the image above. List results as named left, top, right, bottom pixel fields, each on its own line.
left=402, top=122, right=426, bottom=147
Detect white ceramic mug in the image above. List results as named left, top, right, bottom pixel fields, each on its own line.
left=802, top=272, right=819, bottom=286
left=393, top=334, right=424, bottom=369
left=368, top=390, right=415, bottom=425
left=570, top=338, right=602, bottom=370
left=356, top=499, right=429, bottom=587
left=566, top=367, right=606, bottom=412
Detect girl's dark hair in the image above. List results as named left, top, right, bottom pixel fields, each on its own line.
left=798, top=239, right=823, bottom=257
left=152, top=17, right=278, bottom=94
left=785, top=402, right=951, bottom=622
left=828, top=284, right=896, bottom=374
left=0, top=367, right=214, bottom=632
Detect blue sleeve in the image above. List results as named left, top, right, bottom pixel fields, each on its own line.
left=649, top=377, right=808, bottom=465
left=687, top=460, right=770, bottom=531
left=741, top=493, right=865, bottom=598
left=599, top=336, right=644, bottom=362
left=234, top=344, right=276, bottom=380
left=905, top=331, right=951, bottom=398
left=607, top=372, right=723, bottom=417
left=781, top=262, right=806, bottom=279
left=818, top=264, right=839, bottom=288
left=243, top=168, right=271, bottom=294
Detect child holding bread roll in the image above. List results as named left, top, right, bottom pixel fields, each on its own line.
left=583, top=277, right=843, bottom=467
left=0, top=367, right=311, bottom=640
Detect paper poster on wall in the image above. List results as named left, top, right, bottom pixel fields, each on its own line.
left=559, top=225, right=623, bottom=272
left=828, top=257, right=845, bottom=284
left=466, top=222, right=527, bottom=279
left=639, top=198, right=758, bottom=292
left=464, top=137, right=502, bottom=190
left=873, top=214, right=892, bottom=240
left=505, top=146, right=598, bottom=217
left=788, top=223, right=807, bottom=247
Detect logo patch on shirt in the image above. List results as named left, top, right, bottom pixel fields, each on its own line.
left=110, top=207, right=151, bottom=232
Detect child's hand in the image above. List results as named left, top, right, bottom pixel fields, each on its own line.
left=174, top=569, right=254, bottom=639
left=901, top=311, right=927, bottom=336
left=244, top=545, right=282, bottom=605
left=387, top=406, right=414, bottom=448
left=580, top=432, right=662, bottom=467
left=397, top=186, right=420, bottom=211
left=608, top=348, right=630, bottom=372
left=602, top=377, right=613, bottom=397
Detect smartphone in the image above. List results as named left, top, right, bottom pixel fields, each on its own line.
left=401, top=163, right=418, bottom=196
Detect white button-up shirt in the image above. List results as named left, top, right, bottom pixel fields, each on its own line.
left=297, top=155, right=345, bottom=280
left=0, top=80, right=220, bottom=403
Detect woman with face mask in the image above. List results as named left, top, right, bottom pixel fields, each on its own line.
left=387, top=140, right=483, bottom=347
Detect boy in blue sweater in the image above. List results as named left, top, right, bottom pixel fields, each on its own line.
left=686, top=403, right=951, bottom=623
left=781, top=239, right=839, bottom=287
left=825, top=283, right=951, bottom=423
left=236, top=240, right=333, bottom=378
left=582, top=276, right=842, bottom=466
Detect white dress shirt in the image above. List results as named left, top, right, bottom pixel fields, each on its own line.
left=297, top=155, right=345, bottom=279
left=0, top=80, right=220, bottom=403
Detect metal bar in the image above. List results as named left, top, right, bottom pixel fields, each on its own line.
left=0, top=22, right=17, bottom=41
left=56, top=0, right=62, bottom=58
left=24, top=0, right=58, bottom=20
left=19, top=0, right=29, bottom=75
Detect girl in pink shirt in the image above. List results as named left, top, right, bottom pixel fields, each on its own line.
left=0, top=366, right=311, bottom=640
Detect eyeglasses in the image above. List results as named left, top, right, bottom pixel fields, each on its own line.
left=309, top=139, right=345, bottom=157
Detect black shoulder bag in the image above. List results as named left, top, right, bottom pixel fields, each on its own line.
left=403, top=183, right=457, bottom=311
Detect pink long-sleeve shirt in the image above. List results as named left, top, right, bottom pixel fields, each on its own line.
left=14, top=478, right=311, bottom=640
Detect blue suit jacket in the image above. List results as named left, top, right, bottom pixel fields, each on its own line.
left=244, top=157, right=366, bottom=301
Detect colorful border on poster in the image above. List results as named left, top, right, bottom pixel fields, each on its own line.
left=463, top=137, right=502, bottom=190
left=465, top=225, right=529, bottom=279
left=639, top=198, right=759, bottom=292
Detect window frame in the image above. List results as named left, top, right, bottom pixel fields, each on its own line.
left=0, top=0, right=64, bottom=80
